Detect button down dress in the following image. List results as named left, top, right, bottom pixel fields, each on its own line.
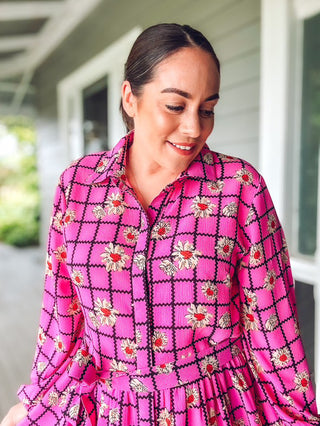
left=18, top=133, right=319, bottom=425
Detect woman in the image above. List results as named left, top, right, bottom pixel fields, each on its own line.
left=2, top=23, right=319, bottom=426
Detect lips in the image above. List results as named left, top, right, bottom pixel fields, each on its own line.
left=167, top=141, right=196, bottom=155
left=171, top=142, right=193, bottom=151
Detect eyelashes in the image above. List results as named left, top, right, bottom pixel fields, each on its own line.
left=165, top=104, right=215, bottom=118
left=199, top=110, right=215, bottom=118
left=166, top=105, right=184, bottom=112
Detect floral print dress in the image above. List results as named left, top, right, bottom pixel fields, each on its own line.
left=18, top=132, right=319, bottom=425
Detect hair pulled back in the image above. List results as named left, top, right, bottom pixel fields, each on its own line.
left=121, top=23, right=220, bottom=131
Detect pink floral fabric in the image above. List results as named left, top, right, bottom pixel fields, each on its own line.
left=18, top=133, right=319, bottom=425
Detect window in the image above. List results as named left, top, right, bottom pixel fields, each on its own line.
left=83, top=76, right=108, bottom=154
left=260, top=1, right=320, bottom=403
left=58, top=27, right=141, bottom=162
left=298, top=13, right=320, bottom=255
left=295, top=281, right=315, bottom=386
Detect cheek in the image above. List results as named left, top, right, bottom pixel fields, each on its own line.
left=203, top=119, right=214, bottom=137
left=155, top=111, right=180, bottom=133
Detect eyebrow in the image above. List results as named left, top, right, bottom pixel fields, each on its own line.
left=161, top=87, right=219, bottom=101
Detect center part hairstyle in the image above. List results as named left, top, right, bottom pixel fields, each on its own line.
left=120, top=23, right=220, bottom=131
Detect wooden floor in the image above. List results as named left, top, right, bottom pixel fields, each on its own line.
left=0, top=243, right=44, bottom=420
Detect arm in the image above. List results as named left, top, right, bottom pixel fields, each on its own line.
left=237, top=175, right=319, bottom=424
left=17, top=174, right=84, bottom=417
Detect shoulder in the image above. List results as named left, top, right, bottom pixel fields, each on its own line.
left=207, top=149, right=262, bottom=188
left=197, top=147, right=269, bottom=211
left=56, top=150, right=112, bottom=191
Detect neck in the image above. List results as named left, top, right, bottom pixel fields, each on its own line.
left=125, top=141, right=180, bottom=210
left=126, top=139, right=179, bottom=181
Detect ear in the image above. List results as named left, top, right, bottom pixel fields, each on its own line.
left=121, top=80, right=137, bottom=118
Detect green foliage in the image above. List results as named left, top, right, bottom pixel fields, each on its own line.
left=0, top=116, right=40, bottom=247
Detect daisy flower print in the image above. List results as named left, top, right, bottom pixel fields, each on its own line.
left=223, top=202, right=238, bottom=217
left=95, top=158, right=109, bottom=172
left=121, top=338, right=138, bottom=359
left=71, top=270, right=84, bottom=287
left=94, top=298, right=119, bottom=327
left=109, top=408, right=120, bottom=424
left=264, top=270, right=277, bottom=291
left=45, top=254, right=53, bottom=277
left=54, top=336, right=65, bottom=352
left=63, top=209, right=75, bottom=226
left=67, top=298, right=81, bottom=316
left=271, top=348, right=291, bottom=367
left=267, top=213, right=278, bottom=234
left=215, top=237, right=234, bottom=258
left=172, top=241, right=201, bottom=270
left=186, top=387, right=199, bottom=408
left=234, top=168, right=253, bottom=185
left=242, top=305, right=259, bottom=331
left=159, top=259, right=177, bottom=277
left=123, top=226, right=139, bottom=244
left=186, top=304, right=213, bottom=329
left=151, top=220, right=171, bottom=240
left=201, top=281, right=218, bottom=301
left=152, top=330, right=168, bottom=352
left=38, top=327, right=46, bottom=346
left=249, top=243, right=264, bottom=266
left=101, top=243, right=130, bottom=272
left=157, top=408, right=174, bottom=426
left=53, top=211, right=64, bottom=230
left=201, top=355, right=219, bottom=377
left=207, top=179, right=224, bottom=194
left=190, top=196, right=216, bottom=218
left=54, top=244, right=67, bottom=263
left=104, top=193, right=127, bottom=215
left=74, top=348, right=91, bottom=367
left=92, top=205, right=106, bottom=219
left=294, top=371, right=310, bottom=393
left=232, top=373, right=248, bottom=391
left=156, top=362, right=174, bottom=375
left=133, top=254, right=146, bottom=270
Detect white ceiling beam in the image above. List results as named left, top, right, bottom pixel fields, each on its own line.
left=0, top=35, right=37, bottom=52
left=27, top=0, right=103, bottom=70
left=11, top=70, right=35, bottom=111
left=0, top=102, right=36, bottom=116
left=294, top=0, right=320, bottom=19
left=0, top=0, right=103, bottom=79
left=0, top=81, right=35, bottom=94
left=0, top=2, right=64, bottom=21
left=0, top=54, right=29, bottom=79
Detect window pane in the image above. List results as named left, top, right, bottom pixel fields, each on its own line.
left=298, top=13, right=320, bottom=255
left=295, top=281, right=315, bottom=386
left=83, top=76, right=108, bottom=154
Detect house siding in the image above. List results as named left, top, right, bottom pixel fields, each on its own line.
left=34, top=0, right=261, bottom=243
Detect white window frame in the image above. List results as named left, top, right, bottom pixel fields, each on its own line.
left=260, top=0, right=320, bottom=405
left=57, top=27, right=141, bottom=163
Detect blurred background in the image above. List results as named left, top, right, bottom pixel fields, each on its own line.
left=0, top=0, right=320, bottom=418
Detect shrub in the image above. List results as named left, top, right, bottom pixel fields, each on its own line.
left=0, top=116, right=40, bottom=247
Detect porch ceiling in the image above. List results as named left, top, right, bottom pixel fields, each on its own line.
left=0, top=0, right=102, bottom=112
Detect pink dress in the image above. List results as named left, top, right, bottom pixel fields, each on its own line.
left=18, top=132, right=319, bottom=425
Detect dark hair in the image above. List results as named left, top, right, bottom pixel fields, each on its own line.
left=120, top=23, right=220, bottom=131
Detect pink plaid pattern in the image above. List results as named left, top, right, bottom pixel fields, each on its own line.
left=18, top=133, right=319, bottom=425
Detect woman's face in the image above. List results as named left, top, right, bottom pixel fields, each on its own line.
left=122, top=47, right=220, bottom=174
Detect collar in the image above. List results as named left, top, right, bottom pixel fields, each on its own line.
left=85, top=131, right=218, bottom=185
left=85, top=132, right=132, bottom=185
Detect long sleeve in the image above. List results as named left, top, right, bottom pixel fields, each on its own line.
left=237, top=175, right=319, bottom=424
left=17, top=175, right=84, bottom=412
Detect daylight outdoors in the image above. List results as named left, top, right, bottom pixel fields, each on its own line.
left=0, top=0, right=320, bottom=422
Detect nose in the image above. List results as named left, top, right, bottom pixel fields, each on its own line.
left=180, top=110, right=201, bottom=138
